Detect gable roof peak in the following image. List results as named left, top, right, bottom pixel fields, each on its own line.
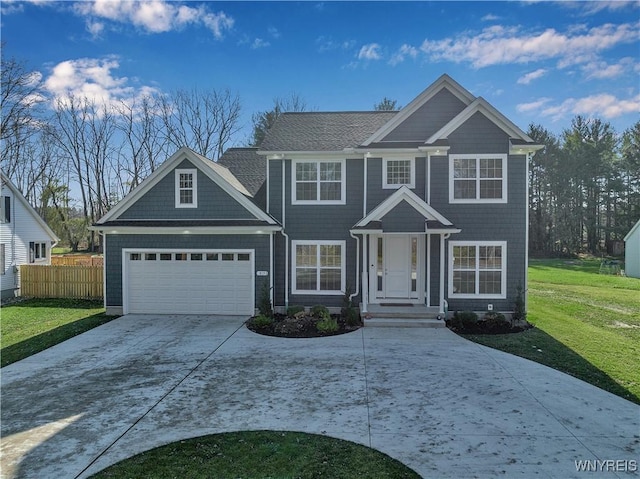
left=362, top=74, right=476, bottom=146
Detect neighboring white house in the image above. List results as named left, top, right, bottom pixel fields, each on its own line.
left=1, top=172, right=59, bottom=300
left=624, top=219, right=640, bottom=279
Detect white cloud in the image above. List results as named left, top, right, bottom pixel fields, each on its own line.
left=537, top=93, right=640, bottom=121
left=43, top=57, right=159, bottom=113
left=316, top=36, right=355, bottom=53
left=420, top=21, right=638, bottom=69
left=481, top=14, right=500, bottom=21
left=517, top=97, right=552, bottom=113
left=389, top=44, right=419, bottom=66
left=72, top=1, right=233, bottom=38
left=578, top=0, right=639, bottom=15
left=358, top=43, right=382, bottom=61
left=268, top=26, right=280, bottom=39
left=251, top=38, right=270, bottom=49
left=582, top=57, right=636, bottom=80
left=517, top=68, right=548, bottom=85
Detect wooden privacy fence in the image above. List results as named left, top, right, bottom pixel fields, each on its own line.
left=20, top=265, right=103, bottom=299
left=51, top=255, right=103, bottom=266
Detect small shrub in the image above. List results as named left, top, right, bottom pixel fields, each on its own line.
left=258, top=282, right=273, bottom=318
left=480, top=311, right=511, bottom=333
left=311, top=305, right=330, bottom=319
left=513, top=284, right=527, bottom=324
left=316, top=317, right=339, bottom=333
left=341, top=286, right=360, bottom=326
left=251, top=314, right=273, bottom=329
left=286, top=305, right=305, bottom=317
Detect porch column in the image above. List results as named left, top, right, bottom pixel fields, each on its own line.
left=439, top=234, right=446, bottom=314
left=362, top=233, right=369, bottom=312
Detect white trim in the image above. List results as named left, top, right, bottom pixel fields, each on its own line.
left=354, top=185, right=454, bottom=228
left=122, top=248, right=255, bottom=315
left=426, top=97, right=534, bottom=144
left=291, top=159, right=346, bottom=205
left=382, top=157, right=416, bottom=189
left=363, top=74, right=476, bottom=146
left=426, top=234, right=431, bottom=307
left=291, top=240, right=346, bottom=295
left=97, top=147, right=276, bottom=225
left=449, top=154, right=508, bottom=204
left=0, top=173, right=59, bottom=242
left=175, top=168, right=198, bottom=208
left=448, top=241, right=507, bottom=299
left=96, top=226, right=281, bottom=235
left=624, top=218, right=640, bottom=242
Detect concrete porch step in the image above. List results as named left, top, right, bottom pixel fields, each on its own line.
left=364, top=317, right=446, bottom=328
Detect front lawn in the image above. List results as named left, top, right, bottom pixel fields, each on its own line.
left=465, top=258, right=640, bottom=404
left=1, top=298, right=115, bottom=367
left=91, top=431, right=420, bottom=479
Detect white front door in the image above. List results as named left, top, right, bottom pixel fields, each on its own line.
left=384, top=235, right=410, bottom=298
left=369, top=235, right=422, bottom=303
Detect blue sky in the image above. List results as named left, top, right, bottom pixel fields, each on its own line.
left=2, top=1, right=639, bottom=145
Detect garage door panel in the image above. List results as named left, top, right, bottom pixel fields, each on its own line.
left=126, top=250, right=254, bottom=315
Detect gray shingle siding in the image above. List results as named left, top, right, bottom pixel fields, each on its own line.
left=120, top=160, right=255, bottom=220
left=105, top=233, right=271, bottom=309
left=383, top=89, right=467, bottom=142
left=429, top=114, right=528, bottom=312
left=366, top=157, right=427, bottom=213
left=381, top=201, right=430, bottom=232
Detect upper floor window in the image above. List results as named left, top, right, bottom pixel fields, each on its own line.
left=292, top=160, right=345, bottom=204
left=383, top=158, right=415, bottom=189
left=175, top=169, right=197, bottom=208
left=450, top=154, right=507, bottom=203
left=1, top=196, right=11, bottom=223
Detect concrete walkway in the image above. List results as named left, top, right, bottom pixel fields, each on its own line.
left=1, top=315, right=638, bottom=478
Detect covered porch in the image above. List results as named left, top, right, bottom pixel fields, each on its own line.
left=350, top=186, right=460, bottom=317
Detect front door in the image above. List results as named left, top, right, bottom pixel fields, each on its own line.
left=385, top=235, right=410, bottom=298
left=370, top=234, right=422, bottom=303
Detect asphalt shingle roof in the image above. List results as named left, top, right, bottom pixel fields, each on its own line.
left=216, top=147, right=265, bottom=196
left=259, top=111, right=398, bottom=152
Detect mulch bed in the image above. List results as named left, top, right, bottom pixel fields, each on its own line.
left=246, top=313, right=362, bottom=338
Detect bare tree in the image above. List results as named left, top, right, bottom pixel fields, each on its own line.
left=250, top=93, right=308, bottom=147
left=0, top=49, right=48, bottom=189
left=159, top=88, right=242, bottom=160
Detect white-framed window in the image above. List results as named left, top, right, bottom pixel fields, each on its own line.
left=1, top=196, right=11, bottom=223
left=449, top=154, right=507, bottom=203
left=292, top=160, right=345, bottom=204
left=449, top=241, right=507, bottom=298
left=29, top=242, right=47, bottom=263
left=292, top=240, right=345, bottom=294
left=175, top=169, right=198, bottom=208
left=383, top=158, right=415, bottom=189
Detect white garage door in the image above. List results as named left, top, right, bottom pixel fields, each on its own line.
left=125, top=250, right=254, bottom=315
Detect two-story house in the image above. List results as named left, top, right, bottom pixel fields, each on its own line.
left=94, top=74, right=542, bottom=319
left=1, top=172, right=59, bottom=300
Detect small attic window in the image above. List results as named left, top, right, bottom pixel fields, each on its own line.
left=175, top=169, right=197, bottom=208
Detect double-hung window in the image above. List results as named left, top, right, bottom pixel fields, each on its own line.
left=449, top=241, right=506, bottom=298
left=293, top=160, right=345, bottom=204
left=450, top=154, right=507, bottom=203
left=175, top=169, right=197, bottom=208
left=383, top=158, right=415, bottom=189
left=292, top=241, right=345, bottom=294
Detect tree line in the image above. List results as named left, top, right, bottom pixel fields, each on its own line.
left=527, top=119, right=639, bottom=257
left=2, top=51, right=638, bottom=256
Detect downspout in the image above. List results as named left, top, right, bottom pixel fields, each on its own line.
left=349, top=231, right=360, bottom=306
left=270, top=231, right=274, bottom=309
left=426, top=152, right=431, bottom=205
left=363, top=153, right=368, bottom=218
left=281, top=158, right=289, bottom=308
left=525, top=151, right=532, bottom=314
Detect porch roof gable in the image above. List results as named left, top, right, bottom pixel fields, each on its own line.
left=353, top=186, right=458, bottom=232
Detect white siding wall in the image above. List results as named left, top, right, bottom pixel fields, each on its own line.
left=625, top=225, right=640, bottom=279
left=1, top=184, right=53, bottom=298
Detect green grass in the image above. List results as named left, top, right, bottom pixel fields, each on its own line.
left=90, top=431, right=420, bottom=479
left=1, top=298, right=115, bottom=367
left=465, top=258, right=640, bottom=404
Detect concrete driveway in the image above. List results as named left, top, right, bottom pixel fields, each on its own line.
left=1, top=315, right=638, bottom=479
